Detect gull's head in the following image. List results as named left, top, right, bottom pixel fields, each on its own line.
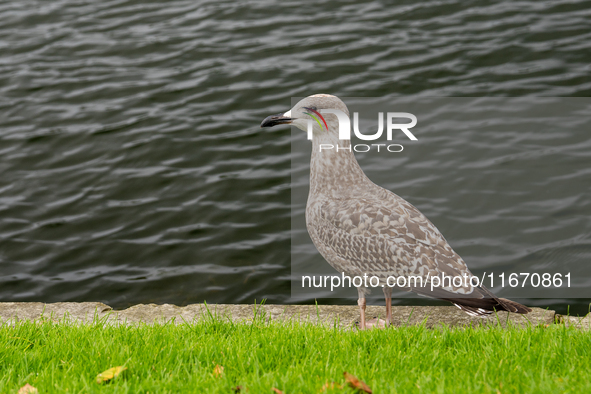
left=260, top=94, right=349, bottom=137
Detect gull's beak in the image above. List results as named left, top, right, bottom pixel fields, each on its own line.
left=261, top=113, right=293, bottom=128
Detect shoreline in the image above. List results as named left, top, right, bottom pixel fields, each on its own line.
left=1, top=302, right=588, bottom=329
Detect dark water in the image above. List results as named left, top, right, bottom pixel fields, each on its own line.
left=1, top=0, right=590, bottom=313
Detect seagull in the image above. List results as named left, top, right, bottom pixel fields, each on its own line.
left=261, top=94, right=531, bottom=329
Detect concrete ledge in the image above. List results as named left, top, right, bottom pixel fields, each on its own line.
left=1, top=302, right=581, bottom=329
left=556, top=313, right=591, bottom=330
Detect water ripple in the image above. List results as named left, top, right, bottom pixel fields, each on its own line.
left=1, top=0, right=590, bottom=312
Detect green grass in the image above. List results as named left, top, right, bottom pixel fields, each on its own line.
left=1, top=309, right=590, bottom=393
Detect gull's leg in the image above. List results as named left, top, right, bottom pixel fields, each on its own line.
left=358, top=287, right=387, bottom=330
left=357, top=295, right=367, bottom=330
left=383, top=286, right=392, bottom=327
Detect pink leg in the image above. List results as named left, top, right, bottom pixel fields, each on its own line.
left=385, top=296, right=392, bottom=327
left=383, top=286, right=392, bottom=327
left=358, top=297, right=366, bottom=330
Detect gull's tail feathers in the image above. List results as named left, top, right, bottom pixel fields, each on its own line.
left=449, top=297, right=532, bottom=317
left=411, top=285, right=532, bottom=317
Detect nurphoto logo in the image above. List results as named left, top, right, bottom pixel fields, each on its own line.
left=306, top=108, right=418, bottom=153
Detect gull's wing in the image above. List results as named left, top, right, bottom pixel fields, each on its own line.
left=308, top=191, right=474, bottom=290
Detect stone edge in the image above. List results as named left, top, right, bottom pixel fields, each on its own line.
left=2, top=302, right=587, bottom=330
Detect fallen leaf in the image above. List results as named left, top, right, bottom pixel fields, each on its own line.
left=344, top=372, right=372, bottom=393
left=319, top=381, right=343, bottom=392
left=17, top=384, right=38, bottom=394
left=96, top=366, right=127, bottom=384
left=213, top=364, right=224, bottom=378
left=271, top=388, right=284, bottom=394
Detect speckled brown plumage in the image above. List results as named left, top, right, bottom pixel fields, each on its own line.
left=262, top=94, right=531, bottom=328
